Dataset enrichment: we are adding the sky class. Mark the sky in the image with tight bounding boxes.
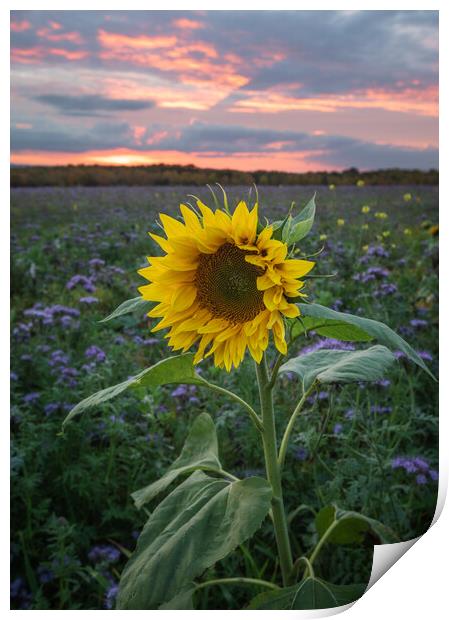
[10,10,439,172]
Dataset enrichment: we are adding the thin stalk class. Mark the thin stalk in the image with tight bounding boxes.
[255,356,294,586]
[278,382,316,472]
[200,379,264,433]
[194,577,280,592]
[290,556,315,582]
[267,352,285,389]
[306,518,341,574]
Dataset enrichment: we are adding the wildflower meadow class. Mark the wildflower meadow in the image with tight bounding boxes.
[11,184,438,610]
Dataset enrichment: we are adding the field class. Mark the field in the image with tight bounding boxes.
[11,184,438,610]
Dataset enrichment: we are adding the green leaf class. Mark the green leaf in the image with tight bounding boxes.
[279,346,396,391]
[297,303,436,380]
[292,316,371,342]
[248,577,365,609]
[99,296,153,323]
[282,194,316,244]
[132,413,222,508]
[315,504,397,545]
[117,471,272,609]
[62,354,204,427]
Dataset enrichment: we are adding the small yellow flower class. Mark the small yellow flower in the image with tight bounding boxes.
[391,243,397,249]
[329,184,335,190]
[375,212,388,220]
[361,205,370,214]
[429,225,439,236]
[361,224,369,230]
[382,231,390,238]
[72,203,78,211]
[138,200,314,370]
[404,228,412,235]
[320,233,328,241]
[362,244,369,252]
[356,180,365,187]
[337,218,345,226]
[403,193,412,202]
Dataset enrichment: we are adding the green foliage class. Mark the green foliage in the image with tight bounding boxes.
[282,194,316,244]
[248,577,366,609]
[99,296,153,323]
[315,505,397,546]
[132,413,221,508]
[117,471,272,609]
[296,303,436,379]
[280,346,396,391]
[63,354,204,426]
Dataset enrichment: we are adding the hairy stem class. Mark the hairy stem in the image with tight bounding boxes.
[255,355,294,586]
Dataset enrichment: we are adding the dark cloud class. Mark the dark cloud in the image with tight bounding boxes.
[34,94,155,116]
[11,120,438,170]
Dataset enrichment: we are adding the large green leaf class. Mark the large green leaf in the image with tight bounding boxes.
[117,471,272,609]
[292,316,371,342]
[62,354,204,427]
[99,296,153,323]
[282,194,316,244]
[315,504,397,546]
[248,577,365,609]
[296,303,436,379]
[279,346,396,391]
[132,413,222,508]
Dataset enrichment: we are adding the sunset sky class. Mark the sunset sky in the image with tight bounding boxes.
[10,10,438,172]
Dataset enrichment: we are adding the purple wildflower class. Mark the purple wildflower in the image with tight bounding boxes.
[410,319,428,329]
[85,345,106,363]
[104,583,119,610]
[10,371,18,381]
[300,338,356,355]
[44,403,60,416]
[370,405,392,415]
[37,566,55,584]
[345,408,355,420]
[374,283,398,297]
[293,446,309,461]
[23,392,40,404]
[88,544,121,565]
[333,423,344,435]
[88,258,105,270]
[416,474,427,485]
[80,296,99,304]
[66,274,96,293]
[418,351,433,362]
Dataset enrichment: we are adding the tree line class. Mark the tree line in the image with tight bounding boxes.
[10,164,438,187]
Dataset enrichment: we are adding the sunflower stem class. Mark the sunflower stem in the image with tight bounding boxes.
[255,355,294,587]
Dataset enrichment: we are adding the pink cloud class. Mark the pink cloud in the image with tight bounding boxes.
[11,20,31,32]
[98,29,177,50]
[230,86,438,118]
[173,18,204,30]
[37,28,84,44]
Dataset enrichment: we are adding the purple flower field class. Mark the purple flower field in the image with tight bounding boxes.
[11,184,438,609]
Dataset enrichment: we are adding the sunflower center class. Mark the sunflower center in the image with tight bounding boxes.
[195,242,265,324]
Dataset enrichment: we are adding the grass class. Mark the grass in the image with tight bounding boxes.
[11,184,438,609]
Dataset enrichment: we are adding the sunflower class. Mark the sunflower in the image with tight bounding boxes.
[138,200,314,370]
